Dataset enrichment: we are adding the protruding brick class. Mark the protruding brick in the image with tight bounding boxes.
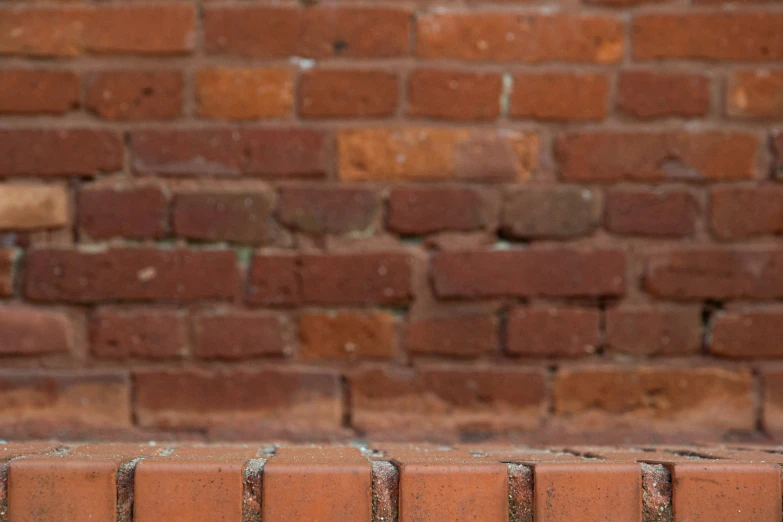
[712,311,783,358]
[277,186,379,235]
[432,248,625,298]
[79,183,168,240]
[617,71,710,119]
[407,69,502,121]
[507,307,600,358]
[90,307,187,360]
[501,187,600,239]
[388,186,495,235]
[85,70,183,121]
[0,306,73,356]
[557,131,759,182]
[417,13,623,63]
[338,128,539,181]
[605,306,702,356]
[246,252,300,306]
[25,247,239,303]
[710,187,783,240]
[406,312,498,358]
[172,190,275,244]
[193,310,291,360]
[605,189,698,237]
[299,311,396,360]
[196,67,293,120]
[299,69,399,118]
[0,70,79,114]
[510,73,609,121]
[0,250,13,297]
[0,184,68,231]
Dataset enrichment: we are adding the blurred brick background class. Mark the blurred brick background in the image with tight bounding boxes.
[0,0,781,444]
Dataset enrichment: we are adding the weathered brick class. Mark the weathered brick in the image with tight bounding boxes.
[388,186,495,235]
[338,128,539,181]
[84,5,195,55]
[645,248,783,300]
[407,69,502,121]
[0,249,13,297]
[712,311,783,358]
[204,6,410,58]
[130,128,328,177]
[0,69,79,114]
[553,366,754,432]
[193,310,291,360]
[277,186,379,235]
[507,306,600,358]
[432,248,625,298]
[90,307,187,360]
[633,12,783,61]
[300,310,396,360]
[172,190,275,244]
[605,189,698,237]
[557,131,759,182]
[0,184,69,231]
[196,67,293,120]
[710,186,783,240]
[510,73,609,121]
[0,129,123,177]
[246,252,300,306]
[78,183,168,240]
[0,306,73,356]
[617,71,710,119]
[350,365,547,435]
[728,70,783,119]
[605,306,702,356]
[85,70,183,121]
[134,368,341,430]
[25,247,239,303]
[299,69,399,118]
[406,312,498,358]
[501,187,600,239]
[417,13,623,63]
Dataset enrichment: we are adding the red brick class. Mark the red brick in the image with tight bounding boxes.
[417,13,623,63]
[78,183,168,240]
[501,187,600,239]
[0,7,84,57]
[507,306,600,358]
[553,365,754,433]
[605,189,699,237]
[338,128,539,182]
[204,6,410,59]
[0,184,69,231]
[406,312,498,358]
[645,248,783,301]
[84,5,195,55]
[0,306,72,356]
[432,248,625,298]
[388,186,495,235]
[710,186,783,240]
[712,311,783,358]
[407,69,502,121]
[633,12,783,61]
[0,370,131,431]
[350,366,547,435]
[0,69,79,114]
[0,129,122,177]
[130,128,328,178]
[172,190,275,244]
[617,71,710,119]
[763,370,783,435]
[193,310,291,360]
[300,311,396,360]
[277,186,379,235]
[90,307,187,360]
[24,247,239,303]
[557,131,759,182]
[0,249,13,297]
[774,131,783,179]
[246,252,300,306]
[670,463,781,522]
[533,463,642,522]
[196,67,293,120]
[510,73,609,121]
[134,368,341,431]
[728,70,783,119]
[300,252,413,306]
[263,447,371,522]
[85,70,183,121]
[605,306,702,356]
[299,69,399,118]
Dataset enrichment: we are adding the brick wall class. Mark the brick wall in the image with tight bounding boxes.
[0,0,781,444]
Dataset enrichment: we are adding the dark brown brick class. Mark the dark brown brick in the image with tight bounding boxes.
[90,307,187,360]
[246,252,300,306]
[710,187,783,240]
[507,306,600,358]
[193,310,291,360]
[605,189,699,237]
[299,69,399,118]
[605,306,702,356]
[172,190,275,244]
[0,69,79,114]
[85,70,183,121]
[617,71,710,119]
[78,183,168,240]
[501,187,600,239]
[406,312,498,358]
[277,186,379,235]
[407,69,502,121]
[388,186,495,235]
[0,306,73,356]
[712,310,783,358]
